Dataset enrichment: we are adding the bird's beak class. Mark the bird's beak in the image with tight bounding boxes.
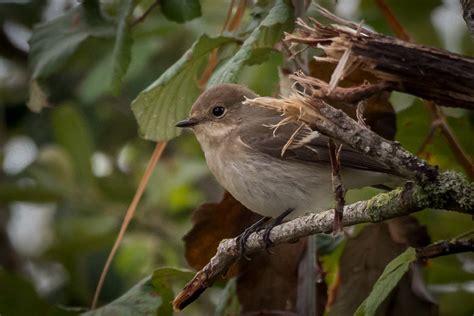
[175,117,199,128]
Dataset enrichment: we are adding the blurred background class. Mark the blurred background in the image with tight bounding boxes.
[0,0,473,315]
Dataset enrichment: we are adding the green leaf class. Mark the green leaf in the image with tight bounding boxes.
[131,34,236,141]
[29,1,114,79]
[110,0,134,93]
[151,267,194,316]
[51,105,95,184]
[161,0,202,23]
[208,0,292,85]
[84,267,192,316]
[83,278,160,316]
[355,247,417,316]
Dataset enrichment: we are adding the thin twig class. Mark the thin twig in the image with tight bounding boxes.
[374,0,410,41]
[290,73,392,104]
[131,0,160,28]
[328,139,345,233]
[282,41,307,72]
[222,0,236,32]
[91,142,167,308]
[199,0,246,88]
[227,0,247,31]
[416,120,440,156]
[416,238,474,260]
[426,102,474,179]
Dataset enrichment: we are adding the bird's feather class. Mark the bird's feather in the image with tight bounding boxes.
[239,116,398,175]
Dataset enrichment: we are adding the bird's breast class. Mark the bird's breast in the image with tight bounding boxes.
[203,143,334,218]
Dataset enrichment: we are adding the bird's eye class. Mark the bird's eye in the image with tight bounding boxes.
[211,105,226,118]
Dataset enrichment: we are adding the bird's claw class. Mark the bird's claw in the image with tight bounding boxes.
[262,226,275,254]
[236,216,271,260]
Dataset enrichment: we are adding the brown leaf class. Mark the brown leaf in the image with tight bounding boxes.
[183,192,260,275]
[183,192,326,314]
[237,240,307,315]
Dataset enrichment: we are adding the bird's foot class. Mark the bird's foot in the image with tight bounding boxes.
[262,208,294,254]
[237,216,270,260]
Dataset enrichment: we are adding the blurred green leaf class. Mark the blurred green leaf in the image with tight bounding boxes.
[110,0,134,93]
[359,0,441,47]
[208,0,292,85]
[0,183,60,202]
[51,105,95,184]
[83,277,160,316]
[0,271,76,316]
[27,145,76,196]
[161,0,202,23]
[151,267,194,316]
[396,101,473,176]
[131,34,236,140]
[115,234,158,283]
[29,2,114,79]
[355,247,417,316]
[83,267,192,316]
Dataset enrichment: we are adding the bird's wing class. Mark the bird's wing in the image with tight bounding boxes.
[239,116,397,175]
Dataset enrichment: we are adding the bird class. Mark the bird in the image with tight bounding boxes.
[176,83,402,254]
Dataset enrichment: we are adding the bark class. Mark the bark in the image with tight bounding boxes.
[416,238,474,260]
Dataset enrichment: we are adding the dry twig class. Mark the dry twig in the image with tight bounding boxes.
[328,139,345,233]
[416,238,474,260]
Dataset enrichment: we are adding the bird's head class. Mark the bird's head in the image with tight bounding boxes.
[176,84,259,143]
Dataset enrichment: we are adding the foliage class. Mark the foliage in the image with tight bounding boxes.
[355,248,417,316]
[0,0,473,315]
[84,268,193,316]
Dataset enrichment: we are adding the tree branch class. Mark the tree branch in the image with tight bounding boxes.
[285,17,474,110]
[173,171,473,310]
[416,238,474,260]
[245,87,438,181]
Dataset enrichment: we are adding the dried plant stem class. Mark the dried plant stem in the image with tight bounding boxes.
[131,0,160,28]
[328,139,345,233]
[91,142,167,308]
[199,0,246,88]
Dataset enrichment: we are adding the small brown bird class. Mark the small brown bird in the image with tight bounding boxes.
[176,84,401,251]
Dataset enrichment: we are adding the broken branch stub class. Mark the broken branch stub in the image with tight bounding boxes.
[285,18,474,109]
